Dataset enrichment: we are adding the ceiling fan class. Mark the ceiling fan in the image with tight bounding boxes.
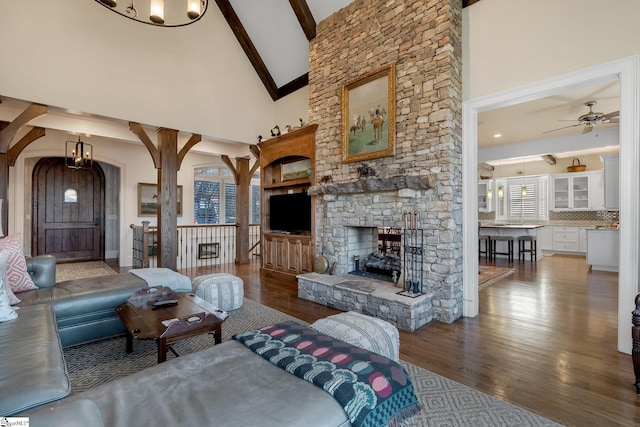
[543,101,619,135]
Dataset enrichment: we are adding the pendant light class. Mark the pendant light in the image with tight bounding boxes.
[521,159,527,197]
[187,0,202,19]
[149,0,165,24]
[497,160,504,198]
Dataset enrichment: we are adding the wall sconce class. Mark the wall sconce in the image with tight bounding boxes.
[66,137,93,169]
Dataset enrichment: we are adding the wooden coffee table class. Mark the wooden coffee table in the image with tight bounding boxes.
[116,286,224,363]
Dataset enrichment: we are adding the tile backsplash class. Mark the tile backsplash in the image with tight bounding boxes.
[478,210,618,223]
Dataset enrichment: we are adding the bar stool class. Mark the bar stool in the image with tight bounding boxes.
[479,234,492,259]
[490,235,514,262]
[518,235,537,262]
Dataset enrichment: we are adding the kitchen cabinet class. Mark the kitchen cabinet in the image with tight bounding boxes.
[578,227,588,253]
[478,180,493,213]
[601,153,619,210]
[539,226,553,251]
[550,171,603,211]
[589,171,605,211]
[552,226,580,252]
[587,228,619,272]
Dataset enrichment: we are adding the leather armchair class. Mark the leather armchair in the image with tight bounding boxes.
[26,255,56,288]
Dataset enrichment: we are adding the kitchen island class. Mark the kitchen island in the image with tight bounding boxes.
[480,224,544,261]
[586,228,619,272]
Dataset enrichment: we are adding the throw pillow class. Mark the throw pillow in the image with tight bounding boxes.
[0,252,18,321]
[0,248,21,305]
[0,234,38,294]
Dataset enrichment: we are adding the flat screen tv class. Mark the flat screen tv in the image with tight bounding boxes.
[269,192,311,233]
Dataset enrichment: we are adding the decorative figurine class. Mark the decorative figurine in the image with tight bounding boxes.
[271,125,281,137]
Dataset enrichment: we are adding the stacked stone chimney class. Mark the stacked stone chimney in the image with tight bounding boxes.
[307,0,463,323]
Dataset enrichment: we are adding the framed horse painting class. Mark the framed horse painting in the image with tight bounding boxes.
[341,64,396,163]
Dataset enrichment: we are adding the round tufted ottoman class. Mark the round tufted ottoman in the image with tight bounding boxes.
[311,311,400,362]
[192,273,244,311]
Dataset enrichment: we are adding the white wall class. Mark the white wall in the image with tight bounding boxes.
[0,0,276,144]
[274,87,310,132]
[463,0,640,99]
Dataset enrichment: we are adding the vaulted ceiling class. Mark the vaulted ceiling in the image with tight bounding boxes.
[215,0,481,100]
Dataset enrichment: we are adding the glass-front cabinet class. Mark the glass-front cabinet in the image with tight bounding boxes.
[478,180,493,212]
[551,174,591,210]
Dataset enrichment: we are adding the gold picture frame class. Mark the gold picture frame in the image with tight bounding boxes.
[137,183,183,217]
[342,64,396,163]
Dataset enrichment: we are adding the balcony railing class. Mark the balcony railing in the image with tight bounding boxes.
[131,222,260,275]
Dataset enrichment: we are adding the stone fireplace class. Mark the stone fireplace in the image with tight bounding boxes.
[301,0,463,325]
[345,226,402,282]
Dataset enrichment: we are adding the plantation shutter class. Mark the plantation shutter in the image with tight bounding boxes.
[251,185,261,224]
[224,182,237,224]
[194,180,220,224]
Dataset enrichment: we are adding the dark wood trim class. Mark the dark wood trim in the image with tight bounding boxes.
[289,0,316,40]
[463,0,482,7]
[215,0,279,101]
[277,73,309,99]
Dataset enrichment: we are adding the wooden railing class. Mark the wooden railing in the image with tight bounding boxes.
[131,222,261,275]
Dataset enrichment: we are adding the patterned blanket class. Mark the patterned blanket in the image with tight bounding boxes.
[233,321,421,427]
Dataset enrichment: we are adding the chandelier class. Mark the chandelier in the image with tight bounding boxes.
[96,0,208,27]
[66,137,93,170]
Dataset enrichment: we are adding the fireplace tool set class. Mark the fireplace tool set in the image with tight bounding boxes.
[398,210,425,298]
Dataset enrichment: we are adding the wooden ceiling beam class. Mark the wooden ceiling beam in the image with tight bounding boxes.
[289,0,316,40]
[463,0,482,7]
[0,103,47,152]
[215,0,279,101]
[129,122,161,169]
[177,133,202,170]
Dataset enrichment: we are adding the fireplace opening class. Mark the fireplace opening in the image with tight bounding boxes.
[348,227,402,283]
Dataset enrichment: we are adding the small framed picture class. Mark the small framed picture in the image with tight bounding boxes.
[137,183,183,217]
[281,158,312,182]
[198,242,220,259]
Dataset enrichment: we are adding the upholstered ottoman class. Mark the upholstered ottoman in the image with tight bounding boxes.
[192,273,244,311]
[311,311,400,362]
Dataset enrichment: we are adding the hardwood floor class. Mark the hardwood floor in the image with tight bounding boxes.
[109,255,639,426]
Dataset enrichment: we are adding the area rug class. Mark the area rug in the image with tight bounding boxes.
[63,299,561,426]
[56,261,117,283]
[479,265,515,290]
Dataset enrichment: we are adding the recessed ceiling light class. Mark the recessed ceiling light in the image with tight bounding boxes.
[493,133,502,138]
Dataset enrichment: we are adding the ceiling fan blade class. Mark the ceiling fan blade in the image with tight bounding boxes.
[542,123,582,134]
[582,126,593,134]
[602,110,619,120]
[607,118,619,123]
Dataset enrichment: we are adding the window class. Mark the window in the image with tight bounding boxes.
[496,176,548,221]
[194,166,260,225]
[251,185,260,224]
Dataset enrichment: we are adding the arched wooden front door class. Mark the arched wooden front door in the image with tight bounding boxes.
[32,158,105,262]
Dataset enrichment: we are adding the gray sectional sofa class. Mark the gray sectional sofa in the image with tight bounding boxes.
[2,258,416,427]
[0,256,149,416]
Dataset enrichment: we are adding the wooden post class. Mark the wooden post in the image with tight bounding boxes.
[157,128,179,270]
[221,155,257,264]
[235,158,251,264]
